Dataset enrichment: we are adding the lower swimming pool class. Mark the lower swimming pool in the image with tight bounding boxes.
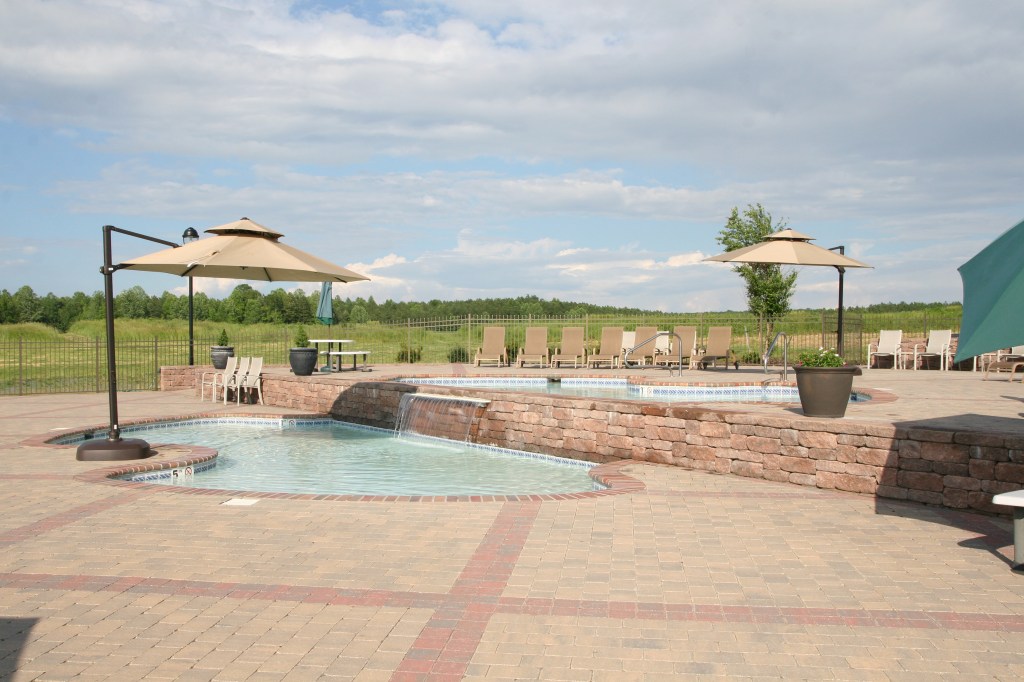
[64,418,602,497]
[398,377,847,403]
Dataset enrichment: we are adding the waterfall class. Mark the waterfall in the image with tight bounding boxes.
[395,393,490,442]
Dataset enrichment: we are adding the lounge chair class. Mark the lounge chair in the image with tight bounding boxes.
[474,327,508,367]
[234,357,263,404]
[551,327,586,368]
[222,356,251,403]
[984,345,1024,381]
[868,329,903,369]
[624,326,659,366]
[588,327,623,368]
[694,326,734,369]
[517,327,550,367]
[200,356,237,402]
[654,326,697,369]
[912,330,953,370]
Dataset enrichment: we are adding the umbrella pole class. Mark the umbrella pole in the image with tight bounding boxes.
[77,225,177,461]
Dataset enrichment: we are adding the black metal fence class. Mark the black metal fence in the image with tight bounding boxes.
[0,310,963,395]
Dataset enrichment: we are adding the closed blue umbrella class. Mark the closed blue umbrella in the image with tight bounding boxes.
[955,217,1024,362]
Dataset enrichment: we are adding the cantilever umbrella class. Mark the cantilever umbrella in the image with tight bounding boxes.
[704,229,871,356]
[954,217,1024,363]
[79,217,368,462]
[121,217,369,283]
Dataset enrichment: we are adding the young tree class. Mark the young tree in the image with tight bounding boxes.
[716,204,797,345]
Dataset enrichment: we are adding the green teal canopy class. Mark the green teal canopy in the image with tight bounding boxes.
[316,281,334,325]
[955,217,1024,362]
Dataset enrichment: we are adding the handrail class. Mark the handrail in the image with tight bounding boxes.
[764,331,789,381]
[622,331,683,376]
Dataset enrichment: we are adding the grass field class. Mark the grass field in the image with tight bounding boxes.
[0,309,963,395]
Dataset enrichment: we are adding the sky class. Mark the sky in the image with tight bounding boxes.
[1,0,1022,313]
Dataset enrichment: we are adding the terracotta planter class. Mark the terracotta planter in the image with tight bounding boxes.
[793,365,862,418]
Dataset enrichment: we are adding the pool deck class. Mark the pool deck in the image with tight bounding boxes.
[2,366,1024,679]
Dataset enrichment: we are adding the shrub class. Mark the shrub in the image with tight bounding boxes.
[739,350,761,364]
[216,329,230,346]
[292,326,310,348]
[396,344,422,363]
[447,346,470,363]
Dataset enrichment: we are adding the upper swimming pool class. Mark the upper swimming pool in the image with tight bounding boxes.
[397,377,850,403]
[60,418,603,497]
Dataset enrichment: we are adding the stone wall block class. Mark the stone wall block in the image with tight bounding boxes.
[730,460,764,478]
[798,431,838,449]
[920,442,969,464]
[995,462,1024,484]
[898,470,944,492]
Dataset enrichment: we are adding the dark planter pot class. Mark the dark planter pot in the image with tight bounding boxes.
[210,346,234,370]
[289,347,318,376]
[793,365,863,418]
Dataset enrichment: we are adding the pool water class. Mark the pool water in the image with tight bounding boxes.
[398,377,842,403]
[74,419,602,497]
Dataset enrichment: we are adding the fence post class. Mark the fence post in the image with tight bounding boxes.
[407,319,412,364]
[95,338,101,393]
[18,338,23,396]
[467,314,472,362]
[154,337,159,390]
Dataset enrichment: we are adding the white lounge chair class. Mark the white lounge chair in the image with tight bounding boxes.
[234,357,263,404]
[222,356,251,403]
[868,330,903,369]
[200,356,237,402]
[912,330,953,371]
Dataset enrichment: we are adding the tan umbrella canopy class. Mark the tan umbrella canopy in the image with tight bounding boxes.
[121,217,369,283]
[704,229,871,355]
[704,229,870,269]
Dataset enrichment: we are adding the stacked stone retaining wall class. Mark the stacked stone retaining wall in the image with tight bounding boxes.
[158,366,1021,516]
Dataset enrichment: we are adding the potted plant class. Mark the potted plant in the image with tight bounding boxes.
[210,329,234,369]
[289,326,318,376]
[792,347,862,418]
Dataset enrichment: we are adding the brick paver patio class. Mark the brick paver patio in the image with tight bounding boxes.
[2,368,1024,680]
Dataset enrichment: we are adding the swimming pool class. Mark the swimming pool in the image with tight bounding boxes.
[397,377,857,403]
[62,418,603,497]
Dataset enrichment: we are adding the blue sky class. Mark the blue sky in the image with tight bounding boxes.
[1,0,1022,312]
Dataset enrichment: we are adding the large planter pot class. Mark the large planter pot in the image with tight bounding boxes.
[793,365,863,418]
[289,347,318,376]
[210,346,234,370]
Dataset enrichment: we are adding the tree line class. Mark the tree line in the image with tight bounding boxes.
[0,284,658,333]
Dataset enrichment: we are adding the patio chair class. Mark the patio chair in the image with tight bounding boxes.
[868,329,903,369]
[654,326,697,369]
[912,329,953,370]
[234,357,263,404]
[200,355,237,402]
[588,327,623,368]
[517,327,550,367]
[693,326,734,369]
[984,345,1024,381]
[623,326,659,366]
[474,327,508,366]
[222,356,251,403]
[551,327,586,368]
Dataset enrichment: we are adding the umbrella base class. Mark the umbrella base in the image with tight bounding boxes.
[76,437,154,461]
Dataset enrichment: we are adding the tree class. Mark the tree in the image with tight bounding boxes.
[716,204,797,346]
